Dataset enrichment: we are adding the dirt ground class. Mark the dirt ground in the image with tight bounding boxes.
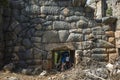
[0,70,69,80]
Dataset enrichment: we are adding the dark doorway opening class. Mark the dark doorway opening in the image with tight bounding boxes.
[52,50,75,71]
[118,48,120,56]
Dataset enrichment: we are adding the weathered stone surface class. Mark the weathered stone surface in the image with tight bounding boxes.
[70,22,77,29]
[22,39,32,49]
[58,30,69,42]
[42,31,60,43]
[66,16,80,22]
[21,68,33,75]
[92,54,108,61]
[108,37,115,44]
[94,35,102,39]
[25,49,34,59]
[5,76,19,80]
[13,46,25,53]
[61,8,70,16]
[102,25,111,31]
[69,29,82,33]
[92,26,102,31]
[105,31,114,37]
[85,6,94,13]
[3,63,15,72]
[67,33,83,42]
[92,48,106,54]
[76,20,88,28]
[53,21,71,30]
[115,31,120,38]
[34,31,44,37]
[31,37,41,43]
[109,53,118,63]
[46,15,55,21]
[5,32,17,41]
[102,17,117,24]
[33,48,43,59]
[116,37,120,48]
[44,1,57,6]
[41,6,60,15]
[82,41,93,49]
[82,28,91,34]
[107,48,116,53]
[96,40,115,48]
[30,18,45,24]
[42,21,52,26]
[44,43,75,51]
[35,24,42,30]
[25,5,40,14]
[83,35,90,41]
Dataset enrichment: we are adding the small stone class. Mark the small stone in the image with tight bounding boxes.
[108,37,115,44]
[6,76,19,80]
[3,63,15,72]
[76,20,88,28]
[62,8,70,16]
[35,24,42,30]
[21,68,33,75]
[40,70,47,76]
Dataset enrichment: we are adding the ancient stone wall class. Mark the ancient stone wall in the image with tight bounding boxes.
[112,0,120,57]
[0,0,118,69]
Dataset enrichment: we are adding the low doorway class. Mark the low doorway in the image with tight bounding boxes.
[52,50,75,71]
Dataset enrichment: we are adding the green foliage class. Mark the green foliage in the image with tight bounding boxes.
[0,0,8,7]
[106,7,113,16]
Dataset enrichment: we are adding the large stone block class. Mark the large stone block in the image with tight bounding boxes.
[66,33,83,42]
[102,17,117,24]
[92,54,108,61]
[58,30,69,42]
[41,6,60,15]
[96,40,115,48]
[107,48,116,53]
[109,53,118,63]
[42,31,60,43]
[92,48,106,54]
[66,16,80,22]
[116,38,120,48]
[102,25,111,31]
[53,21,71,30]
[92,26,102,31]
[105,31,114,37]
[115,31,120,38]
[44,43,75,51]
